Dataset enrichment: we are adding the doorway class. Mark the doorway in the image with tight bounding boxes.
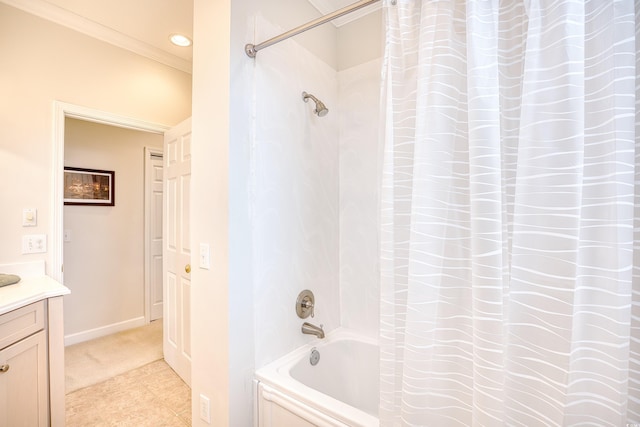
[53,102,193,388]
[53,102,170,344]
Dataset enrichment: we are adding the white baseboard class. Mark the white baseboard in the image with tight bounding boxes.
[64,316,147,346]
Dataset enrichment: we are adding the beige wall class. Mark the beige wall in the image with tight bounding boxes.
[0,3,191,275]
[63,118,162,341]
[191,0,233,424]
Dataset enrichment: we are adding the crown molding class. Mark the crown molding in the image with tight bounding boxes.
[307,0,381,27]
[1,0,192,74]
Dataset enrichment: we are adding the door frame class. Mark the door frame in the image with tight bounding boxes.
[52,101,169,307]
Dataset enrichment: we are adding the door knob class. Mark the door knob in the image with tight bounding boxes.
[185,264,191,273]
[0,364,9,373]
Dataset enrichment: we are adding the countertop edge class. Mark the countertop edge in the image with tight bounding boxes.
[0,276,70,316]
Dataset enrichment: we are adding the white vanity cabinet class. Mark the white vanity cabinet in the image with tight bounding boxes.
[0,301,49,426]
[0,262,70,427]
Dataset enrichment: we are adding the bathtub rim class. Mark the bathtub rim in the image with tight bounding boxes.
[254,327,379,427]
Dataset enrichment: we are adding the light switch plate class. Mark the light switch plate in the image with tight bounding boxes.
[22,234,47,254]
[199,243,211,270]
[22,208,37,227]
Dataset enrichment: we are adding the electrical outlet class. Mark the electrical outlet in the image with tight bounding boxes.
[199,394,211,424]
[22,234,47,254]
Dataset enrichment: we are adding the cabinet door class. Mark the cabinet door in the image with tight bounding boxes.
[0,331,48,427]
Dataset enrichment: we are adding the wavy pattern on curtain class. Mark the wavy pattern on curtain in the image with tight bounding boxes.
[379,0,640,425]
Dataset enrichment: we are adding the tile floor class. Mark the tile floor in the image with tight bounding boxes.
[66,359,191,426]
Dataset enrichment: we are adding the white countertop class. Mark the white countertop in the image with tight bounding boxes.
[0,275,70,316]
[0,261,70,316]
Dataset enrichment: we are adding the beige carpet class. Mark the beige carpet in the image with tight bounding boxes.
[65,320,163,394]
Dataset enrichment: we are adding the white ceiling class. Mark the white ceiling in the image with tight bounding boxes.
[2,0,380,74]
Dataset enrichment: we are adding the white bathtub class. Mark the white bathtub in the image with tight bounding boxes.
[255,328,379,427]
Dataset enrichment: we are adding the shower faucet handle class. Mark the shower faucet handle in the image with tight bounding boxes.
[301,298,314,309]
[296,290,315,319]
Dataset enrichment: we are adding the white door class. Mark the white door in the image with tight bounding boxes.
[163,117,192,386]
[145,148,164,321]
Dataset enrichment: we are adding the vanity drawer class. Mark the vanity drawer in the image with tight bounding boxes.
[0,301,45,350]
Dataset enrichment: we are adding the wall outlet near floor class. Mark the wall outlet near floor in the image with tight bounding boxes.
[199,393,211,424]
[22,234,47,254]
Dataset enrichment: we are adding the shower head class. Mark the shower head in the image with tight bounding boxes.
[302,91,329,117]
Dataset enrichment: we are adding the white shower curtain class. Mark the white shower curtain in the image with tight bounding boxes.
[379,0,640,425]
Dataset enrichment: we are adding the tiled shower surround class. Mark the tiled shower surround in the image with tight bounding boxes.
[252,16,381,369]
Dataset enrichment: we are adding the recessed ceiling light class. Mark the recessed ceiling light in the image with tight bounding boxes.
[170,34,192,47]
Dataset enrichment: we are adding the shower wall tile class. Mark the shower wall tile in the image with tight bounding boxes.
[338,58,383,339]
[253,17,340,369]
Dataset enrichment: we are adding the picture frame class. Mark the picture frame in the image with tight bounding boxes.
[63,167,115,206]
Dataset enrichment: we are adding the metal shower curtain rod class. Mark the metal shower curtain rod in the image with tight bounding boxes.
[245,0,381,58]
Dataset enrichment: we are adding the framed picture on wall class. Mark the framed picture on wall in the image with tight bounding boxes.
[63,167,115,206]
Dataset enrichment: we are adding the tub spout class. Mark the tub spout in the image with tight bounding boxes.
[301,322,325,339]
